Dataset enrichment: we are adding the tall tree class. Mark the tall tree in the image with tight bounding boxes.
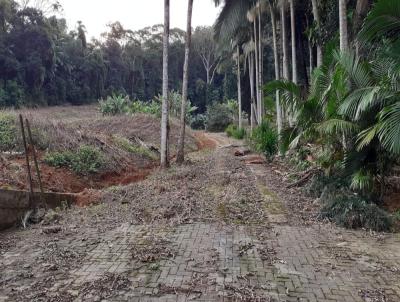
[176,0,193,164]
[311,0,322,67]
[281,0,289,81]
[236,45,242,129]
[257,1,263,122]
[268,0,282,135]
[193,27,219,85]
[160,0,170,168]
[339,0,349,52]
[289,0,297,84]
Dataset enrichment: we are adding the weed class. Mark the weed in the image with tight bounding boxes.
[319,193,392,232]
[225,124,246,139]
[45,145,104,175]
[113,136,158,159]
[0,113,17,151]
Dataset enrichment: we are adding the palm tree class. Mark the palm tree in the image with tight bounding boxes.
[257,1,264,122]
[339,0,349,52]
[267,0,282,135]
[160,0,170,169]
[176,0,194,164]
[311,0,322,67]
[289,0,297,84]
[236,45,243,129]
[281,0,289,81]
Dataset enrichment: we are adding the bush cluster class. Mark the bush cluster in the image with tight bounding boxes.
[98,95,130,116]
[205,103,233,132]
[44,145,104,175]
[250,120,278,158]
[319,193,392,232]
[225,124,246,139]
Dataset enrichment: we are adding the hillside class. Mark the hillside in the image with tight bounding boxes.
[0,105,197,193]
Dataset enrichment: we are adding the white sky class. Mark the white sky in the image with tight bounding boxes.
[58,0,220,39]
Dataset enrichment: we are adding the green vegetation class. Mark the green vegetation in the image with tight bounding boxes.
[99,95,130,116]
[320,193,392,232]
[113,136,158,160]
[225,124,246,139]
[0,113,17,151]
[250,121,278,159]
[205,103,233,132]
[44,145,104,175]
[0,1,236,110]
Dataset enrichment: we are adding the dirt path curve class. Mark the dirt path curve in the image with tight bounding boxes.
[1,132,400,301]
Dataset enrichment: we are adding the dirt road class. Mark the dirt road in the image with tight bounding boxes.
[1,132,400,301]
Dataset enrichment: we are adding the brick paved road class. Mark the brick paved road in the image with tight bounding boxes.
[1,134,400,301]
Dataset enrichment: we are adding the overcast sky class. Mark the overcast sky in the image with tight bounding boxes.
[58,0,220,39]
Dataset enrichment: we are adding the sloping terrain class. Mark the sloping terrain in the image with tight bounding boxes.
[0,105,197,194]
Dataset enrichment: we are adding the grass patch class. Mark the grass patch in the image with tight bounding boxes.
[0,113,17,151]
[320,194,392,232]
[113,136,158,160]
[44,145,104,175]
[225,124,246,139]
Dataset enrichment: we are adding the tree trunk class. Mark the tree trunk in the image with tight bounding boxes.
[249,53,256,131]
[176,0,193,164]
[311,0,322,67]
[258,2,263,122]
[253,17,260,124]
[160,0,170,169]
[290,0,297,84]
[309,39,313,77]
[339,0,349,52]
[281,0,289,81]
[270,1,282,135]
[237,45,242,130]
[354,0,371,55]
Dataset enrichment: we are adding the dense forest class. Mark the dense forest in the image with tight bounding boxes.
[0,0,237,111]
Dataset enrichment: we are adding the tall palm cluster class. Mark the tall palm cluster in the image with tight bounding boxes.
[214,0,400,198]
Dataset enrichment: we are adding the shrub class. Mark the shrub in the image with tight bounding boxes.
[225,124,246,139]
[0,81,25,108]
[0,113,17,151]
[128,99,161,116]
[99,94,129,116]
[250,120,278,158]
[45,145,104,175]
[205,102,233,132]
[190,114,206,130]
[319,193,392,232]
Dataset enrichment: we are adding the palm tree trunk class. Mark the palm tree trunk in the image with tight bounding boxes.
[308,39,313,77]
[311,0,322,67]
[160,0,170,168]
[290,0,297,84]
[258,2,263,122]
[269,1,282,135]
[249,53,256,131]
[339,0,349,52]
[237,45,242,130]
[253,17,260,124]
[176,0,193,164]
[281,0,289,81]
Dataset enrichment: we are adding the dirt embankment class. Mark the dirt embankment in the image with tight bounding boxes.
[0,106,198,201]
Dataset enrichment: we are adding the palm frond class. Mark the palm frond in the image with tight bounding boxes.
[359,0,400,43]
[377,102,400,154]
[316,119,359,136]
